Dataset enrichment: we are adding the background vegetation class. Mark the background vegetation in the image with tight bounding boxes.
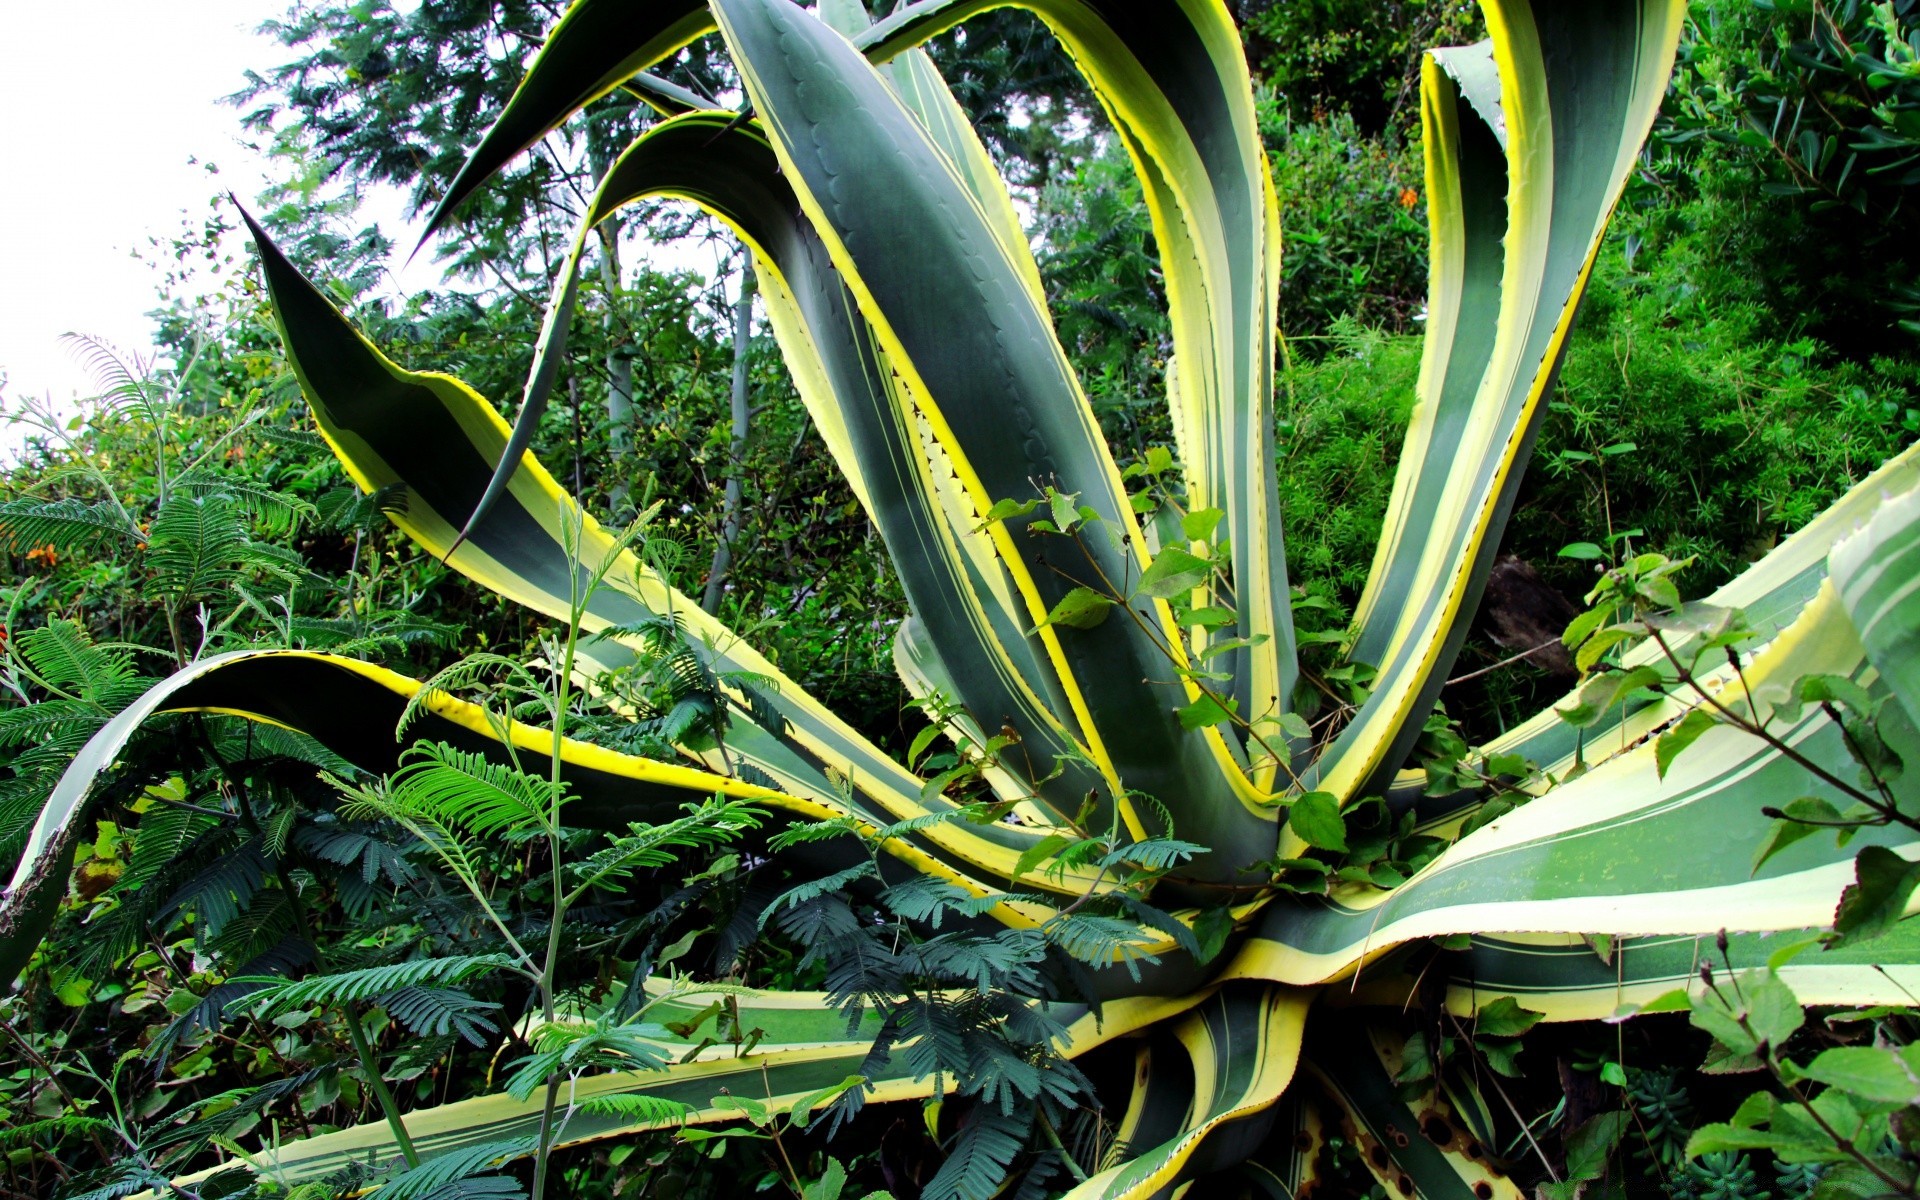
[2,0,1917,1196]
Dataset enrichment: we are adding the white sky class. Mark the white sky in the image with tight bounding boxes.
[0,1,744,421]
[0,1,431,408]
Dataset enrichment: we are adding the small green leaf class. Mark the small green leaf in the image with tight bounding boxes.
[1181,507,1224,542]
[1032,586,1115,632]
[1136,547,1212,599]
[1474,996,1545,1038]
[1558,665,1664,727]
[1287,791,1347,853]
[1175,692,1238,731]
[978,497,1039,527]
[1656,707,1720,778]
[1744,971,1805,1049]
[788,1077,866,1129]
[1013,833,1075,881]
[802,1158,847,1200]
[1559,541,1605,561]
[1752,796,1845,874]
[1182,605,1237,629]
[1829,846,1920,949]
[1562,606,1610,651]
[1801,1047,1920,1105]
[1563,1111,1629,1183]
[1047,488,1082,533]
[1191,906,1235,964]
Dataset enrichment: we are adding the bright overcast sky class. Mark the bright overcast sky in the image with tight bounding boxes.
[0,1,430,408]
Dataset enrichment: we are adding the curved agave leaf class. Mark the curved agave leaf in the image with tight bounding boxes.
[566,110,1105,829]
[170,988,1208,1189]
[240,211,1103,898]
[859,0,1298,771]
[1235,550,1920,989]
[1831,477,1920,725]
[709,0,1277,876]
[1301,1012,1524,1200]
[1314,0,1691,807]
[1404,439,1920,828]
[0,649,1051,980]
[1445,924,1920,1023]
[1060,985,1310,1200]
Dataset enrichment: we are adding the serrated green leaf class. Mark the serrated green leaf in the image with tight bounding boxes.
[1655,707,1720,778]
[1031,586,1115,632]
[1286,791,1347,853]
[1134,546,1212,600]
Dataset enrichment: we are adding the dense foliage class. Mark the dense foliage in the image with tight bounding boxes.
[2,2,1919,1199]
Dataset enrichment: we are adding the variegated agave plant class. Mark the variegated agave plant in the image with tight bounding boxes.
[7,0,1920,1196]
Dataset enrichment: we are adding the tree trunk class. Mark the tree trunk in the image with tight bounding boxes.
[702,257,757,614]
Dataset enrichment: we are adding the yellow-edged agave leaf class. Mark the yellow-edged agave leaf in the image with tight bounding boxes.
[1060,985,1310,1200]
[1317,0,1690,808]
[423,0,715,237]
[240,211,1113,899]
[1831,477,1920,724]
[859,0,1299,769]
[1402,439,1920,827]
[1236,569,1920,989]
[167,989,1206,1190]
[708,0,1275,874]
[1302,1012,1524,1200]
[1440,926,1920,1023]
[0,650,1059,981]
[558,111,1104,829]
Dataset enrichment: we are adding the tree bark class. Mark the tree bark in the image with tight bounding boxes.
[703,256,757,614]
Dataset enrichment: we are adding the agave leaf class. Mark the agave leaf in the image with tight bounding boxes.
[1830,480,1920,726]
[1239,566,1920,990]
[1317,0,1691,808]
[1301,1012,1524,1200]
[1060,985,1310,1200]
[162,990,1203,1189]
[238,211,1093,896]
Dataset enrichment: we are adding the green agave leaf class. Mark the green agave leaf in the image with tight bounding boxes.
[559,111,1106,828]
[0,649,1068,985]
[1234,565,1920,1000]
[1317,0,1691,807]
[161,990,1200,1191]
[1300,1012,1523,1200]
[1060,985,1310,1200]
[1830,480,1920,727]
[708,0,1273,877]
[238,210,1096,899]
[859,0,1299,757]
[1409,438,1920,829]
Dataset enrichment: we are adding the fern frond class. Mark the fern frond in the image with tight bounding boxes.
[0,698,105,748]
[1096,837,1207,873]
[390,742,565,840]
[159,841,268,939]
[175,470,316,536]
[14,620,143,706]
[922,1107,1030,1200]
[0,1115,114,1151]
[382,986,502,1046]
[761,863,879,927]
[569,798,763,894]
[575,1093,693,1125]
[0,497,136,555]
[398,654,543,736]
[366,1135,537,1200]
[1039,913,1161,980]
[233,954,515,1020]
